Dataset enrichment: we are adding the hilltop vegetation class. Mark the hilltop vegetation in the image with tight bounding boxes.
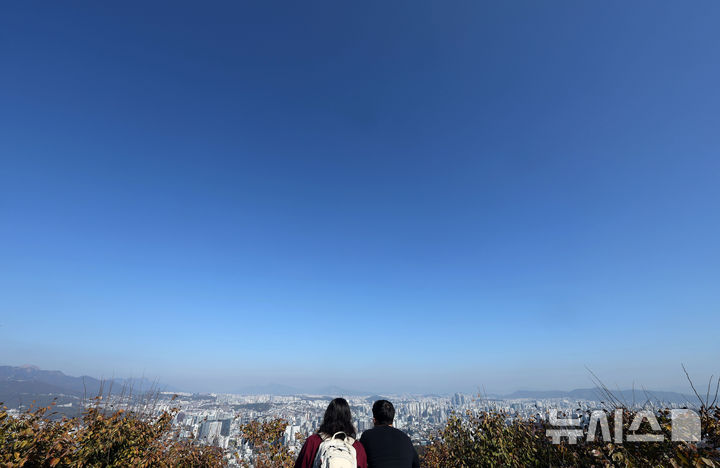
[2,398,720,467]
[422,408,720,467]
[0,400,222,467]
[0,365,171,419]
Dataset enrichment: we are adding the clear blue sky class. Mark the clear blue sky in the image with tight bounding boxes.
[1,1,719,394]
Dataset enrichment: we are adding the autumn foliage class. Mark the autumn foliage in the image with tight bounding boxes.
[0,400,222,467]
[421,408,720,467]
[3,398,720,467]
[237,419,300,468]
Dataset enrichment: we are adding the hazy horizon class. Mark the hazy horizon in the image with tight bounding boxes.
[0,361,705,397]
[2,2,719,395]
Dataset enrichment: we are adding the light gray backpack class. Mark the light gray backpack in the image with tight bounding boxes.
[312,431,357,468]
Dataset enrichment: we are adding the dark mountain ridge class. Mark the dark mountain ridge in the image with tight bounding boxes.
[0,365,173,411]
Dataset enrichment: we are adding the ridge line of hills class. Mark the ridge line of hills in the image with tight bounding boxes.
[0,364,174,410]
[1,364,696,407]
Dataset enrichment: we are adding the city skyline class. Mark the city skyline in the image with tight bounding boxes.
[2,1,719,394]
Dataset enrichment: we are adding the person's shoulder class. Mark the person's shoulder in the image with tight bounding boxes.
[398,427,413,439]
[352,439,366,453]
[359,426,381,438]
[388,426,413,442]
[361,425,400,442]
[305,433,323,445]
[353,439,368,468]
[358,428,373,444]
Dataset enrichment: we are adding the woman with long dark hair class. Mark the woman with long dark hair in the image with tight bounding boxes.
[294,397,367,468]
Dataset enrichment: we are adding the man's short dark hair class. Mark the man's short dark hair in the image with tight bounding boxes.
[372,400,395,425]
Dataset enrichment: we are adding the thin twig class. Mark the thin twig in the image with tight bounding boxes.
[706,375,713,409]
[586,366,626,410]
[711,375,720,408]
[682,363,705,408]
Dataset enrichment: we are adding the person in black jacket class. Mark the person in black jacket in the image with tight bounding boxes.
[359,400,420,468]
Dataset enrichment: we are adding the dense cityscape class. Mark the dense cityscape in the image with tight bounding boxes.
[2,366,701,465]
[0,364,706,466]
[61,390,692,466]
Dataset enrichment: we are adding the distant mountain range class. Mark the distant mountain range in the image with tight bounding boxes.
[229,384,696,405]
[231,383,373,396]
[2,364,698,409]
[231,383,301,395]
[0,365,175,412]
[498,388,696,405]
